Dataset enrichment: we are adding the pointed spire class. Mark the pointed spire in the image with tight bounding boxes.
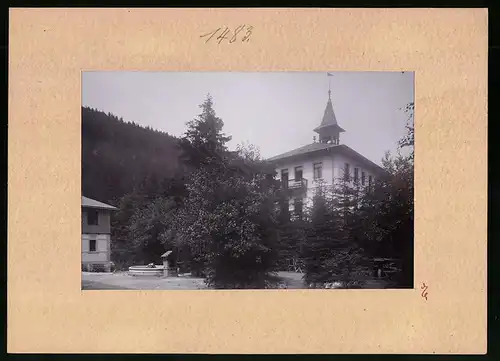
[320,95,338,127]
[322,73,337,126]
[313,78,345,144]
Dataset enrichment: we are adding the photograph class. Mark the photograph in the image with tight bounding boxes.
[81,71,415,290]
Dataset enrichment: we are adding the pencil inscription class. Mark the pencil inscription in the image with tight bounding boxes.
[200,25,253,44]
[421,282,429,300]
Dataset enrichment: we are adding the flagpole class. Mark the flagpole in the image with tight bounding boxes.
[327,72,333,99]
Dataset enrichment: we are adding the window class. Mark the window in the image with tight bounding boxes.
[354,168,359,183]
[280,200,290,221]
[344,163,350,180]
[87,209,98,225]
[294,166,303,181]
[313,162,323,180]
[294,198,303,218]
[281,169,289,188]
[368,175,373,188]
[361,171,366,186]
[89,239,97,252]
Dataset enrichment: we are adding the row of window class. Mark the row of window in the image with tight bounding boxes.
[281,166,302,182]
[85,210,101,252]
[344,163,372,186]
[281,163,323,184]
[280,162,373,186]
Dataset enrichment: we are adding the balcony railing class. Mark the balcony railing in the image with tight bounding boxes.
[281,178,308,192]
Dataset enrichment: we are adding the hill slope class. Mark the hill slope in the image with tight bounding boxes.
[81,106,181,203]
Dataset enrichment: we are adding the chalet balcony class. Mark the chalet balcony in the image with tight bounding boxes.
[281,178,308,194]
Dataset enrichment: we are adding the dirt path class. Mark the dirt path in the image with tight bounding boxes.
[82,271,308,290]
[82,271,388,290]
[82,280,132,290]
[81,272,207,290]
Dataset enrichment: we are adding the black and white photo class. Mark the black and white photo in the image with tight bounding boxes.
[81,71,414,290]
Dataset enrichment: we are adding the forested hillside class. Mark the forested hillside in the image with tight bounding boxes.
[81,106,181,204]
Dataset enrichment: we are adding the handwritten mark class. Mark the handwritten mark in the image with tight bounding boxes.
[421,282,429,300]
[200,25,253,44]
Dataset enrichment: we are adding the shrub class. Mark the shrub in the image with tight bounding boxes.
[92,264,107,272]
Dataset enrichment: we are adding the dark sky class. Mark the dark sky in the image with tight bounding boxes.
[82,71,414,165]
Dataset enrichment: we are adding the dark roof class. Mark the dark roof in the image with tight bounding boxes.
[82,196,117,210]
[313,97,345,133]
[161,251,173,258]
[337,145,389,175]
[266,143,386,175]
[321,98,338,126]
[267,142,338,161]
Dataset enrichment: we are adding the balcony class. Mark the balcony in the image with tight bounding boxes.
[281,178,308,194]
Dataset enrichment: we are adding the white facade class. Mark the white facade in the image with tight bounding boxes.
[269,88,383,216]
[81,197,117,271]
[274,151,378,213]
[82,233,111,264]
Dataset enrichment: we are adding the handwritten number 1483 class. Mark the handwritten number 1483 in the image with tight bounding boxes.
[201,25,253,44]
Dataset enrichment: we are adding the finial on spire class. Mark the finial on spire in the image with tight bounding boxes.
[327,72,333,99]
